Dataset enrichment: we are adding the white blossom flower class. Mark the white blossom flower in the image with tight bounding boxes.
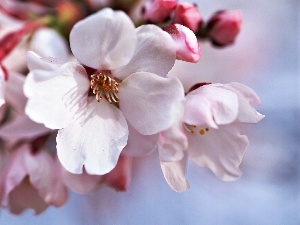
[158,82,264,192]
[24,8,184,175]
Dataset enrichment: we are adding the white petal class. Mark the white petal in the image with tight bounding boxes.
[113,25,176,80]
[184,94,218,129]
[0,115,50,141]
[56,98,128,175]
[186,85,239,126]
[187,123,248,181]
[30,28,70,61]
[61,168,103,194]
[222,82,265,123]
[122,123,158,157]
[119,72,185,135]
[27,51,64,72]
[160,155,190,192]
[24,62,90,129]
[70,8,136,70]
[158,120,187,162]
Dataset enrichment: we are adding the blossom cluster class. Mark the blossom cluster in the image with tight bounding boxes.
[0,0,263,215]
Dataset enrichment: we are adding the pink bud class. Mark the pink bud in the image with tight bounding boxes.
[0,22,41,62]
[103,155,133,191]
[142,0,177,23]
[164,24,200,63]
[173,3,203,32]
[206,10,242,47]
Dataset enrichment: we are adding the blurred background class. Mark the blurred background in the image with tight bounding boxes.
[0,0,299,224]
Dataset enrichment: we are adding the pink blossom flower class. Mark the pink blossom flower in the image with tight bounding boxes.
[0,69,67,214]
[24,8,184,176]
[172,2,203,32]
[164,24,200,63]
[158,82,264,192]
[0,144,68,214]
[206,10,243,47]
[142,0,177,23]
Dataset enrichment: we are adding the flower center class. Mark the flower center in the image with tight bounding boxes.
[183,123,209,135]
[90,72,120,104]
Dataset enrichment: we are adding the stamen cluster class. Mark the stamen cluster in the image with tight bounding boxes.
[90,73,120,104]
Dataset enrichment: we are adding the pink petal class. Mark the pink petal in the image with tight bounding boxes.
[158,120,187,162]
[0,115,50,141]
[173,3,203,32]
[142,0,176,23]
[113,25,176,80]
[5,71,26,114]
[122,123,158,158]
[24,150,68,207]
[164,24,200,63]
[119,72,185,135]
[103,155,133,191]
[0,145,68,213]
[61,168,103,194]
[24,62,90,129]
[160,155,190,192]
[56,98,128,175]
[187,122,248,181]
[8,177,48,215]
[70,8,136,70]
[0,145,28,208]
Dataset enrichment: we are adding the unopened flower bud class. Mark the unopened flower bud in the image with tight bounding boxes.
[206,10,242,47]
[0,22,41,62]
[164,24,200,63]
[142,0,177,23]
[173,3,203,32]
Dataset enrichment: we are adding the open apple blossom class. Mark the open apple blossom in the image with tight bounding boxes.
[0,0,264,215]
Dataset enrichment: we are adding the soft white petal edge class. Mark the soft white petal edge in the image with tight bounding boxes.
[119,72,185,135]
[187,123,248,181]
[24,62,90,129]
[113,24,176,80]
[158,120,188,162]
[56,98,128,175]
[160,155,190,192]
[70,8,136,70]
[122,123,158,158]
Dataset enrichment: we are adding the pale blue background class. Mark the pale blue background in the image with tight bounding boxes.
[0,0,299,224]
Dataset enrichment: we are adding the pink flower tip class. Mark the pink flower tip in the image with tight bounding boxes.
[164,24,200,63]
[142,0,177,23]
[103,155,133,192]
[0,64,8,81]
[206,10,243,47]
[173,2,203,32]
